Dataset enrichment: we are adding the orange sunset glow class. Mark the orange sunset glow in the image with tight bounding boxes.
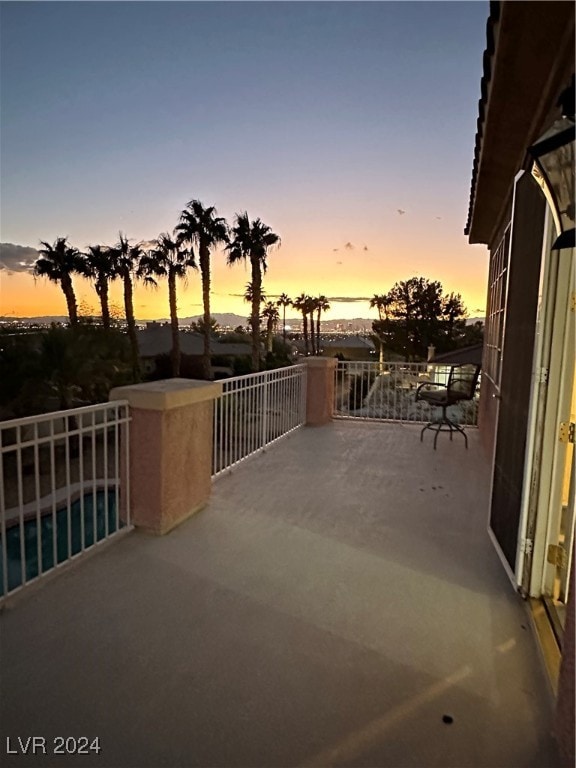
[1,1,490,323]
[1,225,488,322]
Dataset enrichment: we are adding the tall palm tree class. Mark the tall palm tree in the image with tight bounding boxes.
[292,293,311,355]
[315,295,330,355]
[81,245,116,329]
[138,233,197,377]
[261,301,280,354]
[33,238,83,326]
[175,200,228,380]
[109,233,144,378]
[226,213,280,372]
[307,296,318,355]
[277,293,291,344]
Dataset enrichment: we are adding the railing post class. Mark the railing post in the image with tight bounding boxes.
[109,379,222,535]
[261,373,269,448]
[305,357,338,426]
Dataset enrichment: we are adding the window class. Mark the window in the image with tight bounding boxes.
[484,227,510,388]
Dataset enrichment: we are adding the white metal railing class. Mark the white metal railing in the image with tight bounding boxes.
[334,361,479,426]
[213,365,307,477]
[0,401,131,602]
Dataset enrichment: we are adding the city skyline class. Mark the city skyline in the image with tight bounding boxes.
[1,1,490,321]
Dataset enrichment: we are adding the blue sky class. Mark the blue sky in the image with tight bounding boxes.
[0,1,490,319]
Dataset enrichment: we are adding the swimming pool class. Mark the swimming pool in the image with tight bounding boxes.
[1,491,122,596]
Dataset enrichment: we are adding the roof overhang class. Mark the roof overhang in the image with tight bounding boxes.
[465,1,575,245]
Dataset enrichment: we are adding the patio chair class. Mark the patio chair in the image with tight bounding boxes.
[416,363,481,449]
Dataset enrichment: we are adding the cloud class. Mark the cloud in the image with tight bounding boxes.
[0,243,38,272]
[328,296,372,303]
[397,209,406,216]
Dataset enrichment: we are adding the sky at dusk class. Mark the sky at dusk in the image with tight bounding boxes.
[0,1,490,322]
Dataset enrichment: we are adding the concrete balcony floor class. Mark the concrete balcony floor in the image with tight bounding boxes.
[0,421,558,768]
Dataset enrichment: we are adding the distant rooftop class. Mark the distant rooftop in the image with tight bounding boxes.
[137,326,251,358]
[323,336,375,350]
[430,344,483,366]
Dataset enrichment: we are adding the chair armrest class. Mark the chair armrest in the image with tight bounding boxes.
[416,381,447,400]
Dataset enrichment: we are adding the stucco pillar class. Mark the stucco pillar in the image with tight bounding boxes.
[109,378,222,535]
[305,357,337,426]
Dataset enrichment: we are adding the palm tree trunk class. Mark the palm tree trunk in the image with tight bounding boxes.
[282,306,287,344]
[168,271,180,377]
[302,312,309,355]
[199,245,212,380]
[250,257,261,372]
[61,274,78,326]
[309,312,316,355]
[97,277,110,330]
[266,319,274,353]
[123,273,140,379]
[316,310,321,355]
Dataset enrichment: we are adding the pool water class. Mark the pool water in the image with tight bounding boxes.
[1,491,121,596]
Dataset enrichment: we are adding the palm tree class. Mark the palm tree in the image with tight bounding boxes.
[81,245,116,329]
[369,294,390,369]
[277,293,291,344]
[109,233,144,378]
[261,301,280,354]
[226,213,280,372]
[243,282,266,306]
[307,296,318,355]
[33,238,83,326]
[243,282,267,337]
[315,295,330,355]
[175,200,228,380]
[138,232,197,377]
[292,293,311,355]
[369,294,391,322]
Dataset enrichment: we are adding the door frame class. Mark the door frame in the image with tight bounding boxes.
[534,250,575,600]
[516,209,557,592]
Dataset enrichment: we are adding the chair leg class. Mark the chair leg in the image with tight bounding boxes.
[420,405,468,449]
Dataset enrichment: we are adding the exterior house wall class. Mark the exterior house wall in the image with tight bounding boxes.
[465,3,574,763]
[487,173,546,569]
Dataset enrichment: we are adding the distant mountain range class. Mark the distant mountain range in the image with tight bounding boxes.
[0,313,246,326]
[0,313,485,328]
[0,313,251,327]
